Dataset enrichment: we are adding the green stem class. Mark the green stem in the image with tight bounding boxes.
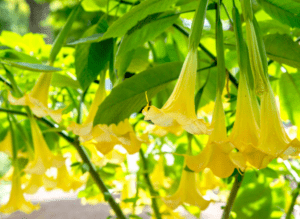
[0,74,12,89]
[139,149,162,219]
[172,23,238,88]
[286,185,300,219]
[77,88,88,124]
[0,107,126,219]
[221,173,244,219]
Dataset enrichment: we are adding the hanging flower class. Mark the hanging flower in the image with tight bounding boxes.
[0,130,13,157]
[150,155,171,189]
[68,80,106,137]
[83,119,147,155]
[25,117,65,175]
[186,95,246,178]
[228,72,272,169]
[163,168,211,210]
[0,167,40,214]
[55,164,83,192]
[23,173,56,194]
[198,168,224,193]
[143,49,210,135]
[120,175,137,214]
[256,82,300,160]
[8,73,63,123]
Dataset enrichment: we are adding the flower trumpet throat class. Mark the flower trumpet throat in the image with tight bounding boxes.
[8,73,63,123]
[25,117,65,175]
[0,167,39,214]
[143,49,210,135]
[186,95,246,178]
[163,168,211,210]
[83,119,147,155]
[257,82,300,159]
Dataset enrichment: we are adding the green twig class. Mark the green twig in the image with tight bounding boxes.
[286,184,300,219]
[284,160,300,219]
[0,74,12,89]
[221,173,244,219]
[172,23,239,88]
[139,149,162,219]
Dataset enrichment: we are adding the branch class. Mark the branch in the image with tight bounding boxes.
[221,173,244,219]
[173,23,239,88]
[139,149,162,219]
[0,74,13,89]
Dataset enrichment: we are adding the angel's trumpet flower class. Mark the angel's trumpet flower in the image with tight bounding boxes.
[163,168,211,210]
[0,130,13,157]
[0,167,39,214]
[8,73,63,123]
[257,83,300,160]
[186,95,245,178]
[23,174,56,194]
[199,168,224,193]
[143,49,210,135]
[25,117,65,175]
[55,164,83,192]
[68,79,106,137]
[84,119,147,155]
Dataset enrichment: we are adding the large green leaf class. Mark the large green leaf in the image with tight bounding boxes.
[75,19,113,90]
[232,172,273,219]
[115,12,179,78]
[279,72,300,131]
[257,0,300,28]
[51,73,80,89]
[93,62,183,125]
[101,0,176,40]
[117,12,179,58]
[264,33,300,69]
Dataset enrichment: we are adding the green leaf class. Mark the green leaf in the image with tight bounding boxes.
[49,3,82,64]
[1,61,62,72]
[93,62,183,125]
[101,0,176,40]
[51,73,80,89]
[117,12,179,59]
[75,19,113,90]
[0,49,41,64]
[257,0,300,28]
[264,33,300,69]
[68,33,104,45]
[232,172,273,219]
[279,72,300,129]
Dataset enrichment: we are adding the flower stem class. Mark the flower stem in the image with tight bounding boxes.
[286,185,300,219]
[221,172,244,219]
[139,149,162,219]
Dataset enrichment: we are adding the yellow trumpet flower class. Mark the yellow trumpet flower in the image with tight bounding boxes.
[120,175,136,214]
[23,173,56,194]
[163,168,211,210]
[25,117,65,175]
[186,95,246,178]
[68,80,106,137]
[83,119,147,155]
[55,164,83,192]
[0,167,40,214]
[199,168,224,193]
[8,73,63,123]
[257,82,300,159]
[228,72,273,169]
[0,130,13,157]
[143,49,210,135]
